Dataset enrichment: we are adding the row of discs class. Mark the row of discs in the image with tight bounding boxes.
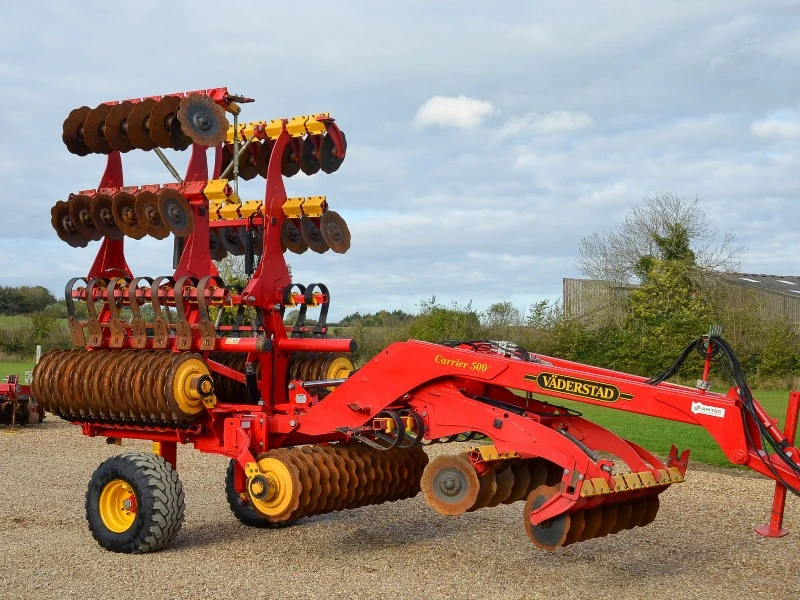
[254,443,428,523]
[32,349,207,423]
[287,352,355,383]
[209,226,263,261]
[421,454,563,516]
[51,188,193,248]
[281,212,351,255]
[63,93,229,155]
[522,484,661,551]
[221,130,346,180]
[207,352,260,405]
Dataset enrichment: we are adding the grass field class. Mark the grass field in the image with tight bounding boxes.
[555,388,793,467]
[0,362,35,380]
[0,315,29,326]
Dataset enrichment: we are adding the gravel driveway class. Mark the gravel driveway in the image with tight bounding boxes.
[1,419,798,600]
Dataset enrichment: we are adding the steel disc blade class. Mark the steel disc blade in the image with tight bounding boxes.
[487,464,515,507]
[90,193,124,240]
[219,226,245,256]
[209,229,228,261]
[299,135,322,176]
[254,140,273,178]
[62,106,92,156]
[104,101,136,152]
[319,210,351,254]
[563,510,586,546]
[579,507,604,541]
[239,145,258,180]
[134,190,170,239]
[149,96,181,148]
[504,460,532,504]
[299,215,329,254]
[610,501,633,534]
[157,188,194,237]
[51,200,88,247]
[112,191,147,239]
[219,143,234,178]
[641,495,660,526]
[595,503,618,538]
[319,130,347,174]
[176,93,229,147]
[68,194,102,241]
[627,498,648,529]
[281,219,308,254]
[468,468,498,512]
[127,98,158,151]
[169,117,192,151]
[82,104,113,154]
[527,458,549,493]
[523,485,570,551]
[281,139,301,177]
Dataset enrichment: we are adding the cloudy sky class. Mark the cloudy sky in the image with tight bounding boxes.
[2,1,799,320]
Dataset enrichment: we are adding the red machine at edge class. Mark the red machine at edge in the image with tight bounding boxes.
[35,86,800,554]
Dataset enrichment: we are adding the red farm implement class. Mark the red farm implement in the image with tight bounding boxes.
[1,374,43,429]
[34,87,799,553]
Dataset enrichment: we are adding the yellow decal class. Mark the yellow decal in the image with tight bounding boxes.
[525,372,632,402]
[434,354,489,373]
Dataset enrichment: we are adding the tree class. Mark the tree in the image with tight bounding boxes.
[577,193,745,284]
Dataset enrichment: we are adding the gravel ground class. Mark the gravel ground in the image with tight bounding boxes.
[1,419,798,600]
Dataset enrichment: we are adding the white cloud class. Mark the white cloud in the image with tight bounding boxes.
[497,110,594,139]
[751,112,800,140]
[413,95,494,129]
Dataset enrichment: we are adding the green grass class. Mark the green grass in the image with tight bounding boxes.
[0,315,30,326]
[0,362,35,380]
[554,389,793,467]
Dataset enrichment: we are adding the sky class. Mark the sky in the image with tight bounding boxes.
[1,1,799,321]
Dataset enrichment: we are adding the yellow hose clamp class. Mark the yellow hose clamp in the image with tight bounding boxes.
[282,197,305,219]
[286,115,309,138]
[219,203,242,220]
[209,200,223,221]
[306,113,329,135]
[204,179,232,203]
[239,200,263,219]
[301,196,326,217]
[265,119,284,140]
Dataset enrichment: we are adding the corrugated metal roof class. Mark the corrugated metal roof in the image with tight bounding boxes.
[724,273,800,296]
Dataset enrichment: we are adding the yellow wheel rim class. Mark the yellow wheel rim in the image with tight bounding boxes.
[171,358,211,415]
[326,357,354,380]
[249,457,298,519]
[98,479,137,533]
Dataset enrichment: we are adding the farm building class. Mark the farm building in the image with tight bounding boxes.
[563,273,800,324]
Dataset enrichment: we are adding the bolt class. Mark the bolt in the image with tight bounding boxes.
[122,499,133,511]
[288,383,296,390]
[564,469,569,475]
[259,442,264,448]
[362,377,367,383]
[248,296,256,303]
[732,449,747,464]
[273,304,282,311]
[259,419,263,424]
[289,419,297,427]
[421,411,427,417]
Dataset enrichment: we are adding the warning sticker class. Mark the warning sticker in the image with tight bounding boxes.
[691,402,726,419]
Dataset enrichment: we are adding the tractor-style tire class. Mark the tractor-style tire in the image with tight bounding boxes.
[85,452,185,553]
[225,460,294,529]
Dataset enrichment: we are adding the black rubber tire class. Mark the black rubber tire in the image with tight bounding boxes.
[85,452,185,553]
[225,460,294,529]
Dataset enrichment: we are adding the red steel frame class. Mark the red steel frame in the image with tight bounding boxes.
[62,100,799,536]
